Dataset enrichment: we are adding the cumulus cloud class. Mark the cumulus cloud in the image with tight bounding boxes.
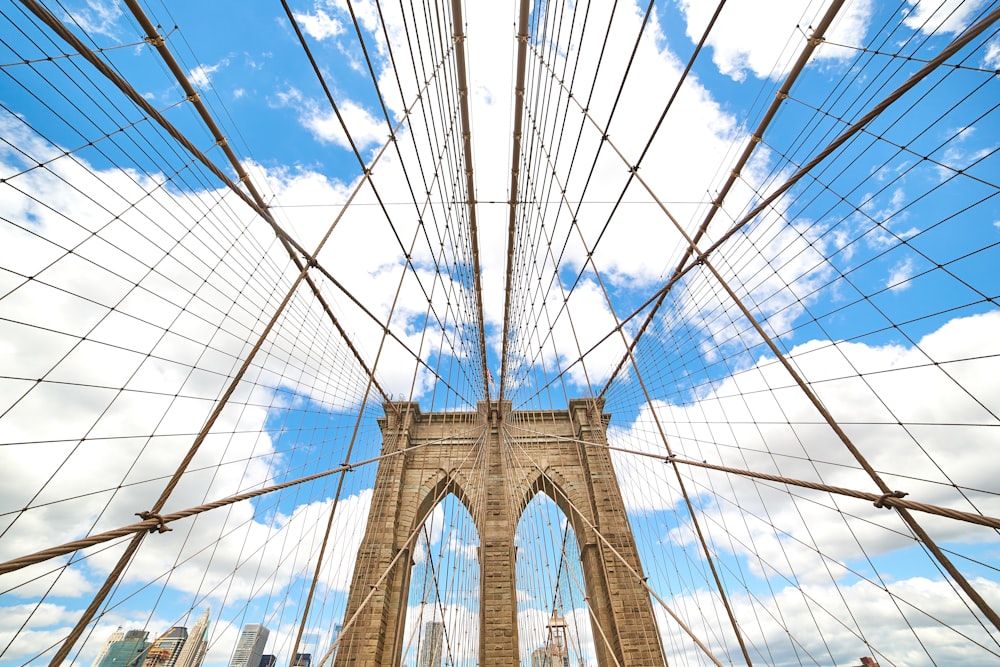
[62,0,123,40]
[293,9,344,41]
[188,58,230,89]
[0,109,441,663]
[273,88,387,152]
[612,310,1000,582]
[903,0,989,34]
[886,256,915,291]
[678,0,874,82]
[657,576,1000,665]
[985,38,1000,68]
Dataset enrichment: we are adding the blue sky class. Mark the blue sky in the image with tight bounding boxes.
[1,0,999,666]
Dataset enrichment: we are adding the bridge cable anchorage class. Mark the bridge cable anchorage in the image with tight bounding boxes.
[134,511,171,534]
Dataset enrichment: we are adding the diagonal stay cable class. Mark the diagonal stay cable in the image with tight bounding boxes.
[280,0,471,386]
[517,4,1000,634]
[0,427,480,576]
[503,424,725,667]
[599,0,844,396]
[504,423,1000,531]
[601,4,1000,398]
[120,0,397,410]
[14,2,459,659]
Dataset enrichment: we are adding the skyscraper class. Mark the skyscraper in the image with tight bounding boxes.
[173,609,210,667]
[96,630,150,667]
[228,624,270,667]
[141,627,188,667]
[91,627,125,667]
[417,621,443,667]
[315,622,343,667]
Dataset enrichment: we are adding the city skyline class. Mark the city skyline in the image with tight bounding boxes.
[86,615,346,667]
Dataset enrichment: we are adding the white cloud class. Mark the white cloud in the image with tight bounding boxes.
[188,58,230,89]
[294,9,344,41]
[503,276,630,393]
[62,0,123,39]
[274,88,387,152]
[657,576,1000,665]
[612,310,1000,583]
[903,0,988,34]
[316,0,379,34]
[985,38,1000,68]
[114,489,372,601]
[886,256,915,291]
[678,0,873,82]
[0,604,180,665]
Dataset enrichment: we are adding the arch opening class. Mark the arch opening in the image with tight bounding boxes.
[399,492,480,667]
[515,490,595,667]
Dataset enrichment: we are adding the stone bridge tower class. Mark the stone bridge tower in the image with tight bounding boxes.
[334,398,665,666]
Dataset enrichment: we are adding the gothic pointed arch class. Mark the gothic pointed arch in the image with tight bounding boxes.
[409,467,481,542]
[335,400,664,666]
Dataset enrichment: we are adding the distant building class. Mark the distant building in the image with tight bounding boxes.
[316,622,343,667]
[257,656,277,667]
[229,624,270,667]
[141,627,187,667]
[531,612,570,667]
[91,627,125,667]
[417,621,443,667]
[292,653,311,667]
[97,630,150,667]
[173,609,211,667]
[531,646,557,667]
